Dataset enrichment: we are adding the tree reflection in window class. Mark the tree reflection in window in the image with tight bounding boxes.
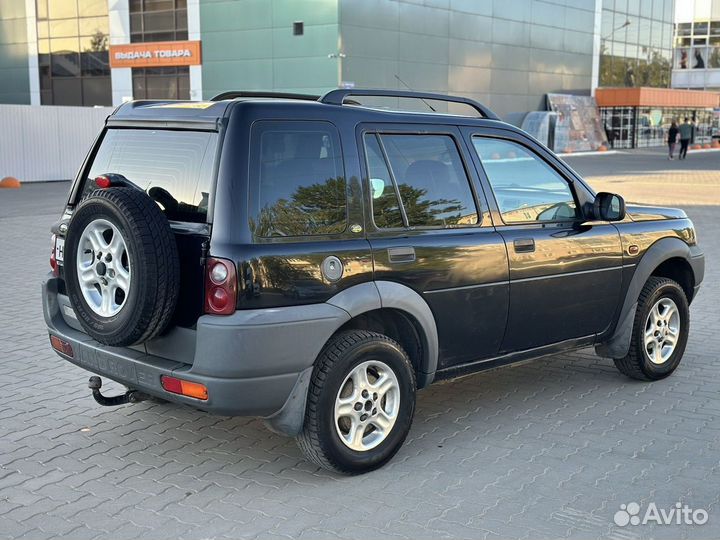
[254,176,347,237]
[364,133,478,229]
[251,122,348,238]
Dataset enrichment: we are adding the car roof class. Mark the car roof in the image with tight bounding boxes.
[107,90,517,133]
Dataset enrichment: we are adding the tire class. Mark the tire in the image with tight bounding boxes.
[296,330,416,474]
[613,276,690,381]
[64,187,180,346]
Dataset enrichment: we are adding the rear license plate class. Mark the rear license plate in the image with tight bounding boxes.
[55,237,65,263]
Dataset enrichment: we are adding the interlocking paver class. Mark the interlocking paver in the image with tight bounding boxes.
[1,148,719,539]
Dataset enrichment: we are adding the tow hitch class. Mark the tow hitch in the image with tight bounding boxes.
[88,376,150,406]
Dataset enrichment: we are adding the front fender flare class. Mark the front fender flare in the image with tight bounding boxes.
[596,237,698,359]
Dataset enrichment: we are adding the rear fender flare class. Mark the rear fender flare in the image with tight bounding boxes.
[327,280,439,386]
[265,281,439,437]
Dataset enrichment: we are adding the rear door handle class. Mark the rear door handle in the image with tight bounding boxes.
[513,238,535,253]
[387,246,416,263]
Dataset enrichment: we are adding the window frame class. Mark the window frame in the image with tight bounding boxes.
[358,124,487,234]
[247,119,350,242]
[363,132,407,229]
[465,130,589,228]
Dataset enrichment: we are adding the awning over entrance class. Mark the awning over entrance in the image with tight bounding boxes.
[596,87,719,108]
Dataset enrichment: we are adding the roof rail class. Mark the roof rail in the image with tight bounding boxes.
[211,91,320,102]
[320,89,500,120]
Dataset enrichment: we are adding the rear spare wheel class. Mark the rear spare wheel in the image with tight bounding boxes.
[64,187,180,346]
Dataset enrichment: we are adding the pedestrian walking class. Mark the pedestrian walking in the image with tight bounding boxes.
[668,121,679,159]
[678,118,692,159]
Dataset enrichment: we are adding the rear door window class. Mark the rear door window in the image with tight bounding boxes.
[249,121,346,238]
[84,128,218,223]
[363,133,478,228]
[363,134,404,229]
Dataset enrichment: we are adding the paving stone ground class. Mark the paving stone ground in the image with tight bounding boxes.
[1,147,719,540]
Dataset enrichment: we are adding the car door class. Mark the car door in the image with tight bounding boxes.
[358,124,509,367]
[463,128,623,353]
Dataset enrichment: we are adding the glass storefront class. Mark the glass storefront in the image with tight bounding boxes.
[674,20,720,70]
[601,107,715,148]
[132,66,190,100]
[130,0,189,100]
[36,0,111,106]
[599,0,673,88]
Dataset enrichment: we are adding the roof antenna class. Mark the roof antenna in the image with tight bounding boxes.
[394,74,436,112]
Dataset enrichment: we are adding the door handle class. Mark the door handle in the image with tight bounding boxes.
[513,238,535,253]
[387,246,416,263]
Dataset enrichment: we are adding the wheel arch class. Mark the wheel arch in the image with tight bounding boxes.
[650,256,695,302]
[596,236,700,359]
[327,281,439,389]
[264,281,439,437]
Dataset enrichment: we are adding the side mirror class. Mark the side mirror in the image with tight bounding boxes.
[593,192,626,221]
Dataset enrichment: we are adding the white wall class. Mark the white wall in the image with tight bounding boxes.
[187,0,203,101]
[108,0,132,106]
[672,68,720,89]
[0,104,113,182]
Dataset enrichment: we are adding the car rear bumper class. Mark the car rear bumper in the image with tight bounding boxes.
[42,276,349,418]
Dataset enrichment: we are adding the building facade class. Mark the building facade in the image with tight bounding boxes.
[672,0,720,90]
[0,0,681,119]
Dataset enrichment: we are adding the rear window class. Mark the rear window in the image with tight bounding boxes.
[83,128,218,223]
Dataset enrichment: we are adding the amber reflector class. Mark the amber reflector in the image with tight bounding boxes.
[50,335,74,357]
[160,375,208,400]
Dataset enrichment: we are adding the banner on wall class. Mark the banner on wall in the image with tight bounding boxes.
[109,41,202,68]
[546,94,609,153]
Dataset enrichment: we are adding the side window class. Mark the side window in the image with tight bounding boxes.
[363,134,404,228]
[472,137,579,224]
[250,121,346,238]
[368,133,478,228]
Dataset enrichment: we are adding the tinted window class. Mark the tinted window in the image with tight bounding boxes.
[85,128,217,223]
[363,134,404,229]
[472,137,578,223]
[250,121,346,238]
[377,134,478,228]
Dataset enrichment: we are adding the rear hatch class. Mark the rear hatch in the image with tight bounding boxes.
[53,126,220,359]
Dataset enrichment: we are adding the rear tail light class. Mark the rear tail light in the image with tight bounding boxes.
[50,234,59,277]
[94,175,112,189]
[50,335,74,357]
[161,375,208,400]
[204,257,237,315]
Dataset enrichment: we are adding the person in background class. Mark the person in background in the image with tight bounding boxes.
[604,121,615,149]
[694,49,705,69]
[668,121,679,160]
[679,118,693,160]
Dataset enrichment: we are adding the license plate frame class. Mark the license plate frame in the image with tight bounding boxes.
[55,237,65,264]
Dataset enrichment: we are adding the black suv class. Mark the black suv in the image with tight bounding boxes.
[43,89,705,474]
